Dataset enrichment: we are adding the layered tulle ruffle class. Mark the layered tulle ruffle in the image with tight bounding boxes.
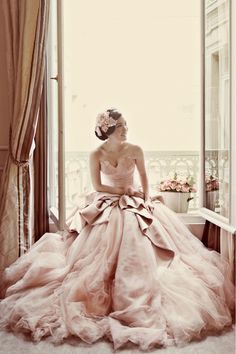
[0,192,234,350]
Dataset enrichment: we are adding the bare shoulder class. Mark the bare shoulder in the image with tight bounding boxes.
[126,143,144,158]
[89,145,104,162]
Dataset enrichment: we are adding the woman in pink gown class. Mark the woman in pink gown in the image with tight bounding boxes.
[0,108,234,350]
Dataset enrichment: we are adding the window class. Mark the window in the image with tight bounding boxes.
[48,0,201,229]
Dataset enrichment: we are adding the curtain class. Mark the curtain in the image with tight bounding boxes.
[34,73,49,242]
[0,0,49,273]
[202,220,220,252]
[202,221,235,282]
[220,230,235,283]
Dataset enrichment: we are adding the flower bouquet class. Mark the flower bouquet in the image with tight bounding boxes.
[205,175,219,191]
[157,173,197,213]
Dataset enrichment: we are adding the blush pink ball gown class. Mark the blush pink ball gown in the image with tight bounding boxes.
[0,157,234,350]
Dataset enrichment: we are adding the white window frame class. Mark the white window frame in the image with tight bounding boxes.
[47,0,65,231]
[199,0,236,235]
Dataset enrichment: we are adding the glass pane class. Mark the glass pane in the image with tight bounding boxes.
[204,0,230,218]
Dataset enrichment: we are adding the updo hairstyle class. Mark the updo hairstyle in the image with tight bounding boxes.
[95,108,122,141]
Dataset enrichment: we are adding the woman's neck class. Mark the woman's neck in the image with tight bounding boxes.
[104,139,126,153]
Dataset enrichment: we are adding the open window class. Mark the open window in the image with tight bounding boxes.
[48,0,203,231]
[200,0,236,235]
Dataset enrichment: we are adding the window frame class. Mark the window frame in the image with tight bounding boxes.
[47,0,66,231]
[199,0,236,234]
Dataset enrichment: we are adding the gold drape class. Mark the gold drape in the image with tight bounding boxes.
[0,0,49,272]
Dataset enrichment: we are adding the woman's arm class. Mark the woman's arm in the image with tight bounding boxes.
[89,151,125,195]
[134,146,149,201]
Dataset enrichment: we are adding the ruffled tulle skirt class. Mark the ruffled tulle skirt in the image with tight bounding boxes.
[0,193,234,350]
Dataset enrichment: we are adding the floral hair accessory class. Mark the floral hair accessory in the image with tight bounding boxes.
[95,111,117,137]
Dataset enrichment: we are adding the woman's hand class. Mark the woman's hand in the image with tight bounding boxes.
[114,187,126,195]
[142,194,153,212]
[123,187,145,199]
[150,195,165,204]
[114,186,146,199]
[133,191,145,198]
[124,186,134,196]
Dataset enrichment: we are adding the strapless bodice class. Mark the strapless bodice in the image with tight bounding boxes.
[100,156,135,188]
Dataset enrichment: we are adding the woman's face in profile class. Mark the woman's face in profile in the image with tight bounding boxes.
[110,116,128,141]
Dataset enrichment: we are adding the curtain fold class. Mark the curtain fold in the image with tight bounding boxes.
[202,221,235,282]
[220,229,235,283]
[202,220,220,252]
[34,73,49,242]
[0,0,49,273]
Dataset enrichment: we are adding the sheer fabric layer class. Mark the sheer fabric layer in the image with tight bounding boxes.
[0,157,234,350]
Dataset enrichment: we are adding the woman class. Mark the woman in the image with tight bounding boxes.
[0,108,234,350]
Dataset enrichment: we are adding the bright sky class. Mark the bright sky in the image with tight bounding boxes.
[63,0,201,151]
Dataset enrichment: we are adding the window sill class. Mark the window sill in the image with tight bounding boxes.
[49,208,205,239]
[199,208,236,235]
[177,212,205,240]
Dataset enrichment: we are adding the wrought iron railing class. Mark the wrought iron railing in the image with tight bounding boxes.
[62,151,200,213]
[51,150,228,215]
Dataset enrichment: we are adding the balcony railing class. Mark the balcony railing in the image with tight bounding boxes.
[61,151,200,214]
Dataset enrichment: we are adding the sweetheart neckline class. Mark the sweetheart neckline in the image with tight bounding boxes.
[100,156,134,169]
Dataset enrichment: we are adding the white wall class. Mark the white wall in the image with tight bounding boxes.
[63,0,201,152]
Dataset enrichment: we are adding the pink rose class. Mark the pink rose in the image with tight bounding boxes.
[96,112,117,133]
[181,186,190,193]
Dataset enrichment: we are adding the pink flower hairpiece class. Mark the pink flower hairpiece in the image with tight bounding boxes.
[95,111,117,136]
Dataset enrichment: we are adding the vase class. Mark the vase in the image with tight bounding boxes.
[206,190,219,211]
[159,192,191,213]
